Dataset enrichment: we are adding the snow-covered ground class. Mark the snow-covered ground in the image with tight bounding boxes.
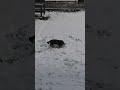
[35,11,85,90]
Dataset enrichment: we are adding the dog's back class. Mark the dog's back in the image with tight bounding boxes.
[47,39,65,48]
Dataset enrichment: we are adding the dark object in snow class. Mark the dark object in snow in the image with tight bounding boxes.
[38,16,50,20]
[29,35,35,43]
[35,14,50,20]
[47,39,65,48]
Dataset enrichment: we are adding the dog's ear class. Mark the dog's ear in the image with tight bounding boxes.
[47,41,49,44]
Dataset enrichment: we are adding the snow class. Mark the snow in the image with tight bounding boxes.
[35,11,85,90]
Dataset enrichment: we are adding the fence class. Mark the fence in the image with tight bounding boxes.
[46,1,84,11]
[35,0,85,12]
[35,0,45,17]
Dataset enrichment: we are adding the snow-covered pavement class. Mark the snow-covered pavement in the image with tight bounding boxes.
[35,11,85,90]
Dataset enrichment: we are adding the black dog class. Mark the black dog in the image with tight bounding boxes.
[47,39,65,48]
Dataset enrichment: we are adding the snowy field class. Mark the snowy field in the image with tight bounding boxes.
[35,11,85,90]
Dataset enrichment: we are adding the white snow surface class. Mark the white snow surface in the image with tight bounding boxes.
[35,11,85,90]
